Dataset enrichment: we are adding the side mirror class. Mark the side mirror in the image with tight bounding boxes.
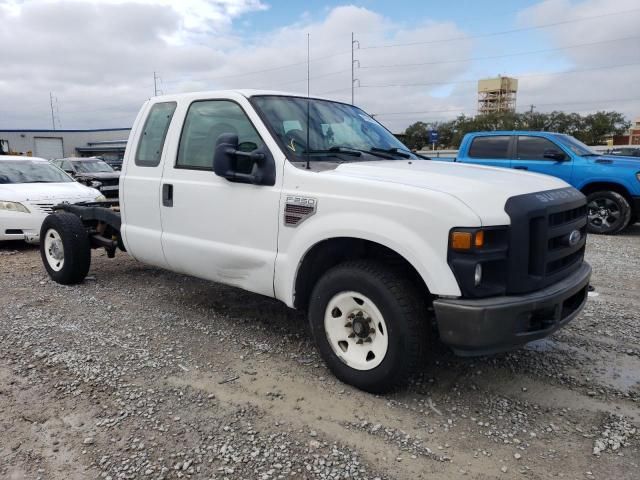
[543,149,567,161]
[213,133,275,186]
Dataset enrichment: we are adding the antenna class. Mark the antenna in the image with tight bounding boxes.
[306,33,311,170]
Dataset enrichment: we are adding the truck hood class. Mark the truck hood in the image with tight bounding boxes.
[328,159,569,225]
[74,172,121,180]
[590,155,640,168]
[0,182,101,202]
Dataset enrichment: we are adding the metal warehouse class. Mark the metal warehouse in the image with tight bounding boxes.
[0,128,131,161]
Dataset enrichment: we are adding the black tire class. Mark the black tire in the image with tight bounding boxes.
[308,260,427,393]
[40,213,91,285]
[586,191,631,234]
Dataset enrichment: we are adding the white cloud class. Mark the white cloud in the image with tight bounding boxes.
[0,0,638,134]
[513,0,640,119]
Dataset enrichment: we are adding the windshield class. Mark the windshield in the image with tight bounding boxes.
[251,95,418,161]
[554,134,598,156]
[0,160,73,184]
[72,160,114,173]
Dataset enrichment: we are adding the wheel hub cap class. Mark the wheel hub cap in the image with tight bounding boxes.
[49,240,63,260]
[351,314,371,339]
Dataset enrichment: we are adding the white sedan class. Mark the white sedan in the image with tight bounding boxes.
[0,155,103,244]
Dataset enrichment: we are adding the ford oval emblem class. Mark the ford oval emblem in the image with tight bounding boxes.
[568,229,581,246]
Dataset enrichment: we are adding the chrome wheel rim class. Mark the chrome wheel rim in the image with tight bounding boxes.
[324,291,388,371]
[44,228,64,272]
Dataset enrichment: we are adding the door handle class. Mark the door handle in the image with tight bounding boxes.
[513,166,528,170]
[162,183,173,207]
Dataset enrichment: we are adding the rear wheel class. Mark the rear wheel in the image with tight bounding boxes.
[308,260,427,393]
[40,213,91,284]
[586,191,631,235]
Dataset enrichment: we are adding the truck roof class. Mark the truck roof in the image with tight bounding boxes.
[466,131,563,136]
[0,155,49,162]
[150,89,333,103]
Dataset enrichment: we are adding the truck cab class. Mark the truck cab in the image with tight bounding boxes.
[456,131,640,234]
[38,91,591,393]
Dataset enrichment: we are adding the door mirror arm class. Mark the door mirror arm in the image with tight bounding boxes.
[213,133,275,186]
[543,149,568,161]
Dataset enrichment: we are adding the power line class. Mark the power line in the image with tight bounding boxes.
[351,61,640,90]
[359,35,640,70]
[161,50,351,87]
[360,7,640,50]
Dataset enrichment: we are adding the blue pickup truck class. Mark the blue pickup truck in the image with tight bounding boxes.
[452,131,640,234]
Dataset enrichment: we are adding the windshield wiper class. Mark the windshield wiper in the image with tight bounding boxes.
[370,147,413,159]
[305,146,362,157]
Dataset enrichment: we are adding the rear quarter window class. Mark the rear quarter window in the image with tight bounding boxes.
[135,102,177,167]
[468,136,510,159]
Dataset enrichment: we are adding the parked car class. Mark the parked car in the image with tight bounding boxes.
[52,157,120,198]
[607,147,640,158]
[0,155,103,243]
[453,132,640,234]
[38,91,591,393]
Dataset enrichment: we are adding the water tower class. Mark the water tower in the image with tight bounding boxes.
[477,76,518,114]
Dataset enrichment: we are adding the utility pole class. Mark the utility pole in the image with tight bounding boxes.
[351,32,360,105]
[529,104,535,114]
[153,71,160,96]
[49,92,56,130]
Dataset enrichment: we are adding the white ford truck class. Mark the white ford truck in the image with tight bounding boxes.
[39,90,591,392]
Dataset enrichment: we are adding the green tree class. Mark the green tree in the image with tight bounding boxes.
[403,110,630,149]
[403,121,430,150]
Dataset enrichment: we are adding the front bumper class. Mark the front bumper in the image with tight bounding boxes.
[433,262,591,356]
[0,212,45,243]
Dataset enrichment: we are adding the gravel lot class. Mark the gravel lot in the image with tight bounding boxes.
[1,226,638,479]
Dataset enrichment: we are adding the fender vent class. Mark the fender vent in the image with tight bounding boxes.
[284,196,317,227]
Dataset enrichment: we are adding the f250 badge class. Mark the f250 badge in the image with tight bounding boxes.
[283,195,317,227]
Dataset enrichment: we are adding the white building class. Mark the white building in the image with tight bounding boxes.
[0,128,131,161]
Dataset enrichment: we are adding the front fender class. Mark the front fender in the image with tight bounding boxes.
[273,211,464,308]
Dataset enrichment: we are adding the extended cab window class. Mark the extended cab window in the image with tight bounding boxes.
[468,136,510,159]
[135,102,177,167]
[517,136,561,160]
[177,100,264,170]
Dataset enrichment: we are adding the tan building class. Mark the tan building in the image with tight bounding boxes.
[478,76,518,114]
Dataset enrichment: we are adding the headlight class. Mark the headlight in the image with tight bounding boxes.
[91,180,102,188]
[95,194,107,201]
[448,226,509,298]
[0,201,30,213]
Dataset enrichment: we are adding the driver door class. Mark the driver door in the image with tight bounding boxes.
[159,99,281,297]
[511,135,573,183]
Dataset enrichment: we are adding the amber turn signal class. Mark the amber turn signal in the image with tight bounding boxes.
[451,229,485,250]
[451,231,472,250]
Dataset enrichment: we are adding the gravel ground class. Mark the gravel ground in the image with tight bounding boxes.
[1,225,638,479]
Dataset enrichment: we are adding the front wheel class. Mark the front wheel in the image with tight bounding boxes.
[308,260,427,393]
[586,191,631,234]
[40,213,91,285]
